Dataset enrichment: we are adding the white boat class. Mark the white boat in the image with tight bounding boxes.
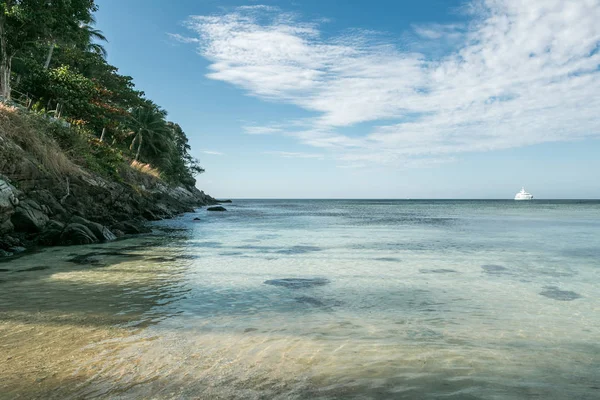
[514,187,533,200]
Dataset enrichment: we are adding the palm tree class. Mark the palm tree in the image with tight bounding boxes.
[44,16,107,70]
[128,105,170,161]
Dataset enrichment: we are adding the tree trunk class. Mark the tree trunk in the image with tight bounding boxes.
[0,15,12,100]
[100,127,107,142]
[135,132,143,161]
[44,40,56,70]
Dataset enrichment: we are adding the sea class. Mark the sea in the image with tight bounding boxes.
[1,199,599,399]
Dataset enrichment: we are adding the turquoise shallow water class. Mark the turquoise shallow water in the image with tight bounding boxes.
[1,200,599,399]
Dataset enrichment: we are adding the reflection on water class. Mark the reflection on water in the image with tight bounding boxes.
[1,200,600,399]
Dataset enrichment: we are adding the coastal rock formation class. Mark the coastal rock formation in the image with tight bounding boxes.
[11,199,49,233]
[207,206,227,212]
[0,119,218,256]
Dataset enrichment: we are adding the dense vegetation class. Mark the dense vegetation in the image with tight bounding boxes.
[0,0,203,187]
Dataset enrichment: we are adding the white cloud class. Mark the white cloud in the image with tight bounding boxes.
[181,0,600,166]
[264,151,324,159]
[243,125,283,135]
[202,150,224,155]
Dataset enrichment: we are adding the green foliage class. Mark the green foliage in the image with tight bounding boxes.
[3,1,204,187]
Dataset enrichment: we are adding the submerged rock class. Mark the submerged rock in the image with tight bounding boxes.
[207,206,227,212]
[275,245,322,254]
[481,264,509,274]
[420,268,457,274]
[540,286,582,301]
[264,278,330,289]
[294,296,326,306]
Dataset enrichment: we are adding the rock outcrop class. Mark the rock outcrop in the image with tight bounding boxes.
[207,206,227,212]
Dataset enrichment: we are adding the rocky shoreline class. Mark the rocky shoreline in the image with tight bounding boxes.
[0,172,218,257]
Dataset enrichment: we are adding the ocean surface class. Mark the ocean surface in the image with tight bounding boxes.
[1,199,599,399]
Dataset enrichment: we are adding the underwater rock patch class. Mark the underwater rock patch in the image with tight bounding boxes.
[219,251,244,256]
[149,257,177,262]
[540,286,582,301]
[16,265,50,272]
[375,257,401,262]
[67,253,103,265]
[294,296,326,307]
[275,245,322,254]
[420,268,457,274]
[481,264,509,274]
[264,277,330,289]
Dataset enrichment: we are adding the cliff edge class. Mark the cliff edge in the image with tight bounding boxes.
[0,104,216,256]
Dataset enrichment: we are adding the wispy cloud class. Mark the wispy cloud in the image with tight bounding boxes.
[202,150,224,155]
[243,125,283,135]
[264,151,325,159]
[180,0,600,166]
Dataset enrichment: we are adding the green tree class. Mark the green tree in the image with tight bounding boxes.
[0,0,97,99]
[128,105,170,162]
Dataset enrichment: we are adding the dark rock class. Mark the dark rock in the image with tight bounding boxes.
[46,220,65,231]
[294,296,326,306]
[71,216,116,242]
[11,199,49,233]
[216,200,232,203]
[275,245,322,254]
[67,253,103,265]
[59,223,99,246]
[264,278,330,289]
[8,246,26,254]
[540,286,582,301]
[420,268,458,274]
[17,265,50,272]
[0,219,14,235]
[37,229,63,246]
[207,206,227,212]
[0,249,13,257]
[0,179,18,230]
[374,257,401,262]
[113,229,125,238]
[481,265,509,274]
[28,189,66,217]
[143,209,161,221]
[193,217,201,221]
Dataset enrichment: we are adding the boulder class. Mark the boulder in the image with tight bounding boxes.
[46,220,65,231]
[0,178,18,228]
[0,219,14,235]
[59,223,99,245]
[28,190,66,217]
[11,199,49,233]
[70,216,116,242]
[207,206,227,212]
[112,229,125,238]
[143,209,161,221]
[193,217,201,221]
[0,249,12,257]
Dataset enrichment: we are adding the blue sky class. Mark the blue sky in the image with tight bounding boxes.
[96,0,600,199]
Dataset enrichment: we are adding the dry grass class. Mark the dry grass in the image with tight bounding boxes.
[0,104,82,177]
[129,160,162,179]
